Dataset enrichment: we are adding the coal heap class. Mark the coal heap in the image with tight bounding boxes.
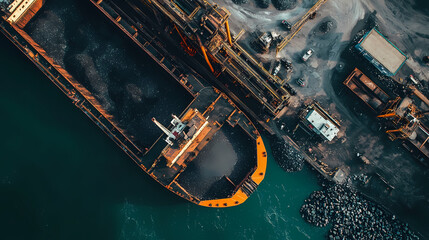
[255,0,269,8]
[271,137,304,172]
[301,184,419,239]
[271,0,297,11]
[319,21,334,34]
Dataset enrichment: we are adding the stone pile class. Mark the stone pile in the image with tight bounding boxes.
[271,138,304,172]
[301,184,419,240]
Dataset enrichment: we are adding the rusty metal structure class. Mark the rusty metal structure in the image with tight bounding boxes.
[378,98,421,140]
[275,0,328,55]
[344,68,429,161]
[128,0,291,117]
[2,0,45,28]
[343,68,390,112]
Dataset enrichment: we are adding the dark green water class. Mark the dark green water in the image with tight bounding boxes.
[0,25,328,239]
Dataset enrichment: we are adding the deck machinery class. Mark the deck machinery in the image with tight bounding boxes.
[135,0,291,117]
[145,88,268,207]
[1,0,45,28]
[376,97,429,161]
[344,68,429,162]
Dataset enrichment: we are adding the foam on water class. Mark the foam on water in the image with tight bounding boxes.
[119,200,158,240]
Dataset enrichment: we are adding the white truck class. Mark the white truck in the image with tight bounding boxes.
[302,48,314,62]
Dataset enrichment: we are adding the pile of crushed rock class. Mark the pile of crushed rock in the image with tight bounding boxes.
[271,137,304,172]
[301,184,419,240]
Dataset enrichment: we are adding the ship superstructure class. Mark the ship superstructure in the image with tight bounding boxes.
[152,110,211,167]
[1,0,45,28]
[145,88,267,207]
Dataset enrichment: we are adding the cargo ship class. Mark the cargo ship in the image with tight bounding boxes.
[1,0,267,207]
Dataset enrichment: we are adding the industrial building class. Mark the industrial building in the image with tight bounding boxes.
[300,102,340,141]
[355,28,407,76]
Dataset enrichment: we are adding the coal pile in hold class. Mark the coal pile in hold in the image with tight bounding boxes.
[271,137,304,172]
[301,185,419,240]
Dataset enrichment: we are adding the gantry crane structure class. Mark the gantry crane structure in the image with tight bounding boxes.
[137,0,291,117]
[377,97,420,140]
[344,69,429,160]
[378,96,429,141]
[275,0,328,56]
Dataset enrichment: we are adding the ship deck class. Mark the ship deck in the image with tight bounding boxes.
[176,123,256,200]
[143,87,258,201]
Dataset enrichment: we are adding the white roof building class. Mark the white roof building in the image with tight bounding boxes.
[305,109,339,141]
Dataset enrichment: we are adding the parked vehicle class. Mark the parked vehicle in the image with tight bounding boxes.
[256,32,272,53]
[409,75,420,85]
[296,78,306,87]
[302,48,314,62]
[272,60,281,76]
[281,20,292,31]
[281,59,293,72]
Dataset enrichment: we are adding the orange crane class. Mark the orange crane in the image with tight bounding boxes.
[377,97,402,123]
[377,98,425,140]
[173,25,197,56]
